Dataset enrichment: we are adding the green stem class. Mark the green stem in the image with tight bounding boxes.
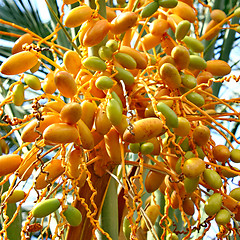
[0,180,22,240]
[98,176,119,240]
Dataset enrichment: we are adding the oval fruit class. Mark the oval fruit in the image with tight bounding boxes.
[171,45,190,70]
[184,177,199,193]
[204,193,222,216]
[77,119,95,150]
[175,20,191,41]
[42,71,56,94]
[67,148,84,179]
[98,46,113,61]
[211,9,226,22]
[186,92,205,107]
[203,169,222,189]
[0,51,38,75]
[182,36,204,53]
[104,128,121,164]
[64,5,93,28]
[114,67,135,85]
[82,56,107,72]
[129,143,140,153]
[140,1,159,18]
[149,19,169,37]
[114,52,137,69]
[141,205,159,231]
[157,102,178,128]
[140,142,154,155]
[110,12,138,35]
[21,115,61,142]
[63,205,82,226]
[43,101,65,114]
[182,157,206,178]
[166,233,179,240]
[158,0,178,8]
[160,63,181,89]
[83,19,110,47]
[43,123,79,145]
[95,76,114,90]
[63,50,81,76]
[13,83,24,106]
[206,60,231,76]
[1,190,26,203]
[193,125,210,146]
[95,104,112,135]
[213,145,230,163]
[60,102,82,125]
[181,74,197,89]
[12,33,33,54]
[229,188,240,201]
[35,159,65,189]
[123,118,163,143]
[173,117,191,136]
[24,74,41,90]
[54,71,77,98]
[138,33,161,51]
[230,149,240,163]
[106,98,123,126]
[0,154,22,176]
[145,170,165,193]
[215,209,231,225]
[170,1,196,23]
[188,55,207,70]
[80,100,97,130]
[183,198,195,215]
[32,198,61,218]
[106,39,118,52]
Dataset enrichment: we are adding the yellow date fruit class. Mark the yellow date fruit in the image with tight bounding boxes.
[63,50,81,76]
[0,154,22,177]
[230,149,240,163]
[183,157,206,178]
[160,63,181,89]
[213,145,230,163]
[193,125,210,146]
[1,190,26,203]
[64,5,93,28]
[13,83,24,106]
[0,51,38,75]
[54,71,77,98]
[24,74,41,90]
[60,102,82,125]
[43,123,79,145]
[35,159,65,190]
[123,118,163,143]
[110,12,138,35]
[12,33,33,54]
[141,205,159,231]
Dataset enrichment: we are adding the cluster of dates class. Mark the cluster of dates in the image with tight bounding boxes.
[0,0,240,239]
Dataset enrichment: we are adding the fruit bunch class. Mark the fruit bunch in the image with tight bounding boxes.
[0,0,240,239]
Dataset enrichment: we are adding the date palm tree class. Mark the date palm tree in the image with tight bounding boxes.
[0,0,240,240]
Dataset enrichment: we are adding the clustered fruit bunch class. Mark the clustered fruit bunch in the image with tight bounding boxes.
[0,0,240,239]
